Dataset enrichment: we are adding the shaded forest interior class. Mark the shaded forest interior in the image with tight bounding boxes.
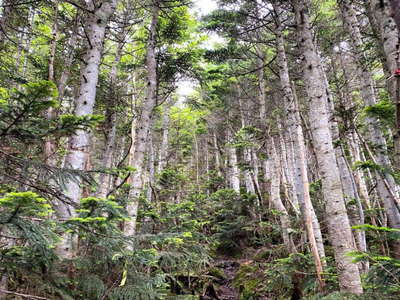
[2,0,400,299]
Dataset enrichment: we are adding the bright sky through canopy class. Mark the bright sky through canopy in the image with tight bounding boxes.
[194,0,218,16]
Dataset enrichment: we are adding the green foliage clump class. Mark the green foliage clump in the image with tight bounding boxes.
[364,100,395,127]
[209,189,264,255]
[353,160,383,172]
[0,191,58,281]
[233,264,264,299]
[232,253,318,299]
[0,81,103,142]
[231,125,261,149]
[0,191,53,216]
[0,80,57,139]
[262,253,317,299]
[348,252,400,297]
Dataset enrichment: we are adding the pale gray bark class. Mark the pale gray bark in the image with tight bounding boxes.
[21,8,34,77]
[242,149,254,194]
[349,133,373,211]
[237,86,255,195]
[57,0,117,258]
[97,38,124,198]
[293,0,362,293]
[274,10,326,286]
[227,127,240,193]
[371,0,399,92]
[57,19,80,100]
[158,98,174,173]
[213,132,222,176]
[146,131,155,203]
[269,137,296,253]
[371,0,400,171]
[97,112,118,198]
[285,133,299,212]
[194,134,200,188]
[125,1,160,237]
[339,1,400,235]
[325,77,366,255]
[251,149,262,207]
[279,127,299,213]
[256,44,266,126]
[44,2,59,167]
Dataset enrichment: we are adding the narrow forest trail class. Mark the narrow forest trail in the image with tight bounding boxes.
[213,259,240,300]
[201,258,240,300]
[206,256,273,300]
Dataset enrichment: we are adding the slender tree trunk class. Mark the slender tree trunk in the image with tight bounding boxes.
[339,1,400,247]
[21,8,34,77]
[227,127,240,193]
[269,137,296,253]
[349,133,374,212]
[293,0,362,293]
[238,86,255,194]
[57,15,80,100]
[256,44,266,127]
[43,1,59,167]
[374,0,400,170]
[57,0,117,258]
[279,126,299,213]
[250,149,262,207]
[213,131,222,176]
[97,113,118,198]
[273,10,326,287]
[97,37,124,198]
[146,131,155,203]
[158,98,173,173]
[124,1,160,237]
[325,80,366,256]
[194,134,200,188]
[370,0,399,94]
[328,54,369,265]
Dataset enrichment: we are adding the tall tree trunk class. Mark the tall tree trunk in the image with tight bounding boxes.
[57,14,80,100]
[44,1,59,167]
[124,1,160,237]
[370,0,399,92]
[256,45,266,127]
[146,130,155,203]
[97,36,125,198]
[328,53,369,264]
[250,149,262,208]
[158,98,173,173]
[227,127,240,193]
[325,80,366,256]
[194,134,200,188]
[293,0,362,293]
[279,126,299,213]
[269,137,296,253]
[273,9,326,287]
[339,1,400,251]
[372,0,400,170]
[213,131,222,176]
[57,0,117,258]
[238,92,256,195]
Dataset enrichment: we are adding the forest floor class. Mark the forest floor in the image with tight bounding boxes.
[213,259,240,300]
